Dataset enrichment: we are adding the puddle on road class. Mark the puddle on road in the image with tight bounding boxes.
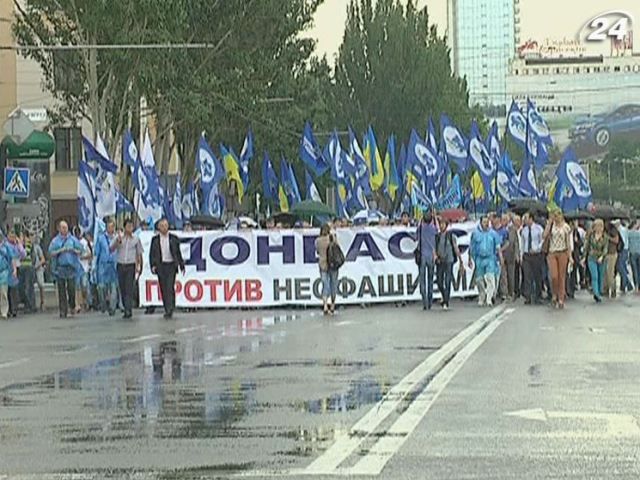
[296,377,391,414]
[0,312,386,462]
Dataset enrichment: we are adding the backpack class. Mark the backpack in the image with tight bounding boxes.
[327,237,345,271]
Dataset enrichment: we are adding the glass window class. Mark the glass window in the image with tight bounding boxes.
[54,127,82,171]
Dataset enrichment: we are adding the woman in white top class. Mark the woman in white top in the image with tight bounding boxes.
[543,210,573,309]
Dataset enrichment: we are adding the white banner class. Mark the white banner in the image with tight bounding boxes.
[138,222,478,308]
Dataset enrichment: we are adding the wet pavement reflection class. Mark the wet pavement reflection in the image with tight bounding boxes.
[0,312,391,473]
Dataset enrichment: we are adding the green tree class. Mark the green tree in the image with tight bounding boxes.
[330,0,482,144]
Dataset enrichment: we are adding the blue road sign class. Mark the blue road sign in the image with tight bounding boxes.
[4,167,30,198]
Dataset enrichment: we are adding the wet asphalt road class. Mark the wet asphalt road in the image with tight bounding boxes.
[1,294,639,479]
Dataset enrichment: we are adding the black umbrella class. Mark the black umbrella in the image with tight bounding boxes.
[564,210,595,221]
[270,212,297,227]
[508,198,548,216]
[591,206,631,221]
[190,215,226,230]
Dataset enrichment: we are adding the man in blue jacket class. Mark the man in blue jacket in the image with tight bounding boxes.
[94,219,119,316]
[469,216,503,307]
[48,221,83,318]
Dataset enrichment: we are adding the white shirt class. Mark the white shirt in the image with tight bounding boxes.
[160,234,173,263]
[80,238,91,273]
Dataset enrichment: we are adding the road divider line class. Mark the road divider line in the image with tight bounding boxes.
[122,334,161,344]
[0,357,30,369]
[346,309,513,476]
[302,305,506,475]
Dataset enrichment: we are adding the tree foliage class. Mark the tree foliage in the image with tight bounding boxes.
[330,0,482,143]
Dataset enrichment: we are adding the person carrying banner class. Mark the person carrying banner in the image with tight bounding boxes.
[316,224,343,315]
[469,216,502,307]
[149,218,184,319]
[48,221,83,318]
[435,219,462,310]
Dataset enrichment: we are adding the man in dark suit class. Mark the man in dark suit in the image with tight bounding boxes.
[149,218,185,319]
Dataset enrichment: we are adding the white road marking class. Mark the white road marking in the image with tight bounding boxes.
[346,309,512,476]
[302,305,507,476]
[0,357,30,369]
[175,325,205,335]
[122,334,161,344]
[505,409,640,437]
[51,345,93,356]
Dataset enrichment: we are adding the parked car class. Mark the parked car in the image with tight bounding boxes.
[569,104,640,148]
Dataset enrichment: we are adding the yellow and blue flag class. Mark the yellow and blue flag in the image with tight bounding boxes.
[220,143,244,203]
[363,126,385,191]
[384,135,400,201]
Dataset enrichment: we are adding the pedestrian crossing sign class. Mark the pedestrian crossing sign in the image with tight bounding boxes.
[3,167,30,198]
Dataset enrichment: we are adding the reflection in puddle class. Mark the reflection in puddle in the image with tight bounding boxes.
[297,377,391,414]
[0,312,390,468]
[0,316,295,444]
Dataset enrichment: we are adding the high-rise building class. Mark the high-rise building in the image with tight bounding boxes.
[447,0,519,114]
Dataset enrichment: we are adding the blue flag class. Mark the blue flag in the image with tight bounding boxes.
[82,136,118,219]
[507,100,527,148]
[407,129,440,195]
[262,151,279,202]
[77,161,96,235]
[122,130,138,169]
[300,121,329,176]
[197,135,225,196]
[518,154,538,198]
[305,170,322,202]
[181,181,197,220]
[324,131,348,186]
[527,98,553,146]
[440,114,469,172]
[281,158,301,208]
[202,182,225,218]
[555,148,592,211]
[172,175,183,229]
[115,187,134,214]
[496,152,520,202]
[239,129,253,190]
[469,120,497,195]
[436,174,462,210]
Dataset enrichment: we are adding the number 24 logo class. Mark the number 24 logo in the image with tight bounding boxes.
[584,11,633,42]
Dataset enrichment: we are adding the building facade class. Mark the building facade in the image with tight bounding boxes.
[447,0,518,114]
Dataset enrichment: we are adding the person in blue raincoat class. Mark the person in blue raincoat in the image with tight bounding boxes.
[0,233,18,320]
[469,216,503,307]
[5,230,26,317]
[48,221,83,318]
[94,219,119,316]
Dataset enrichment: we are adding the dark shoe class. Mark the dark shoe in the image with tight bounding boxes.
[60,313,67,318]
[163,312,173,319]
[524,299,531,305]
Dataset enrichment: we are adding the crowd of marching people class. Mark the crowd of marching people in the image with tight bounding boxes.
[1,208,639,320]
[414,207,640,312]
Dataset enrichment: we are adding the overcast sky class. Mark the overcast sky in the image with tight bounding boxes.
[310,0,639,60]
